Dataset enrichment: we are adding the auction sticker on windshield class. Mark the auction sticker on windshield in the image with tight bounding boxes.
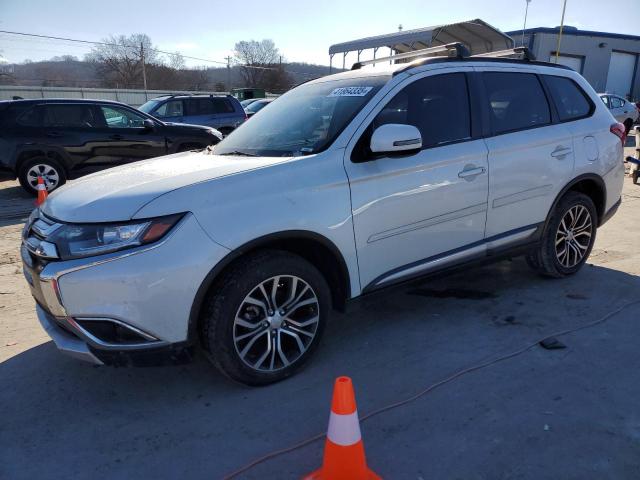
[328,86,373,97]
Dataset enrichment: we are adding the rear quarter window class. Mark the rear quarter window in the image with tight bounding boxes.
[212,98,236,114]
[543,75,593,122]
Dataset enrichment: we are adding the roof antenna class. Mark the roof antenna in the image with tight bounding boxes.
[398,24,403,32]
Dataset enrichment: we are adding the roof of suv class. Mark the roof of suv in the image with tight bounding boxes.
[0,98,137,107]
[153,94,236,100]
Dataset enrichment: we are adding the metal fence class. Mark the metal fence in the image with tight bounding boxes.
[0,86,230,107]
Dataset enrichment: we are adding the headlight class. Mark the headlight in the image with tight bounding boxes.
[48,213,184,260]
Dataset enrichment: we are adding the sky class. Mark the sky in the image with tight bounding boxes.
[1,0,638,68]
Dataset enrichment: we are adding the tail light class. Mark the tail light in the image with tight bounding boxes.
[610,122,626,145]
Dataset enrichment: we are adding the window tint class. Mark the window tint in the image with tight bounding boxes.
[43,104,98,128]
[212,98,235,114]
[373,73,471,148]
[185,98,215,115]
[100,106,146,128]
[15,106,42,127]
[155,100,183,117]
[544,75,592,121]
[482,72,550,134]
[610,96,624,108]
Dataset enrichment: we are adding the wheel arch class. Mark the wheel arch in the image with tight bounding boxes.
[187,230,352,343]
[15,145,72,173]
[548,174,606,227]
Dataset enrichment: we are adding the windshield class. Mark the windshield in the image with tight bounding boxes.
[215,76,389,157]
[139,100,160,114]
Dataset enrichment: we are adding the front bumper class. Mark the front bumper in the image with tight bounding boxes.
[36,303,103,365]
[23,212,230,363]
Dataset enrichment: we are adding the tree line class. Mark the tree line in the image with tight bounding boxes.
[1,34,300,93]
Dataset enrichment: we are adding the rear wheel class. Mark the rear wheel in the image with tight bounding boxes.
[200,250,330,385]
[623,118,633,135]
[18,157,67,196]
[526,191,597,278]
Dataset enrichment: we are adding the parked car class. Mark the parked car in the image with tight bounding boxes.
[23,51,624,385]
[240,98,261,108]
[0,99,222,195]
[139,94,246,135]
[599,93,639,132]
[244,98,275,118]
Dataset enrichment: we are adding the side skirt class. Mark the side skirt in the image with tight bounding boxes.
[359,223,544,296]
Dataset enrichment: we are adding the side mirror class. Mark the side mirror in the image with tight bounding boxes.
[370,124,422,154]
[143,119,155,130]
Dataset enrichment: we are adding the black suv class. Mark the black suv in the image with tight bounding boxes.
[0,99,223,194]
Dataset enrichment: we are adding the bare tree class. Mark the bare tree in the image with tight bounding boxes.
[234,39,280,87]
[85,34,158,88]
[167,52,186,70]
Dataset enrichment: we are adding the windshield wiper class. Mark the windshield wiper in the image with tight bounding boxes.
[218,150,258,157]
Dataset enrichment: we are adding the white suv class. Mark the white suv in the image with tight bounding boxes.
[22,47,625,385]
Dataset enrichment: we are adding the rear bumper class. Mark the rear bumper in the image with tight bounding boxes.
[600,196,621,227]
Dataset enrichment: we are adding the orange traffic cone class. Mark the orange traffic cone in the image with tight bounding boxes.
[35,176,48,206]
[304,377,381,480]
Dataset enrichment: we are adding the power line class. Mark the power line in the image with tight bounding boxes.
[0,30,228,66]
[0,30,328,78]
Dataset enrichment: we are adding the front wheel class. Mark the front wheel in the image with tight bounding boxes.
[526,191,597,278]
[200,250,330,385]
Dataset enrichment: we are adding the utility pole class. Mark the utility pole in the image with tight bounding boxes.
[225,55,232,92]
[140,42,148,90]
[555,0,568,63]
[521,0,532,47]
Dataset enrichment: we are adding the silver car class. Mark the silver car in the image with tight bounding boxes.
[599,93,639,132]
[23,47,625,385]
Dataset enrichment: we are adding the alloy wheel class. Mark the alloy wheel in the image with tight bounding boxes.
[233,275,320,372]
[555,204,593,268]
[26,164,60,191]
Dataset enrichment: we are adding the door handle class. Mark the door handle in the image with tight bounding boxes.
[110,134,124,140]
[46,132,62,138]
[551,146,572,159]
[458,166,486,179]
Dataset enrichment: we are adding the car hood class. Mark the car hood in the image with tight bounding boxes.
[41,151,289,223]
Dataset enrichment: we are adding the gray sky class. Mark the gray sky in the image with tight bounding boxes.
[1,0,638,67]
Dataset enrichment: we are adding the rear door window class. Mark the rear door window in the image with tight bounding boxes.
[185,98,215,116]
[43,104,99,128]
[15,106,43,127]
[373,72,471,148]
[482,72,551,135]
[543,75,593,122]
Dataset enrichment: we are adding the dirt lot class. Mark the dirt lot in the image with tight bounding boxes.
[1,171,640,479]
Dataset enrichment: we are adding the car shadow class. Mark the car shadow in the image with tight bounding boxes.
[1,259,639,479]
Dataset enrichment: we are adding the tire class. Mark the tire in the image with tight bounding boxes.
[18,157,67,196]
[200,250,330,386]
[177,143,205,152]
[623,118,633,135]
[526,191,597,278]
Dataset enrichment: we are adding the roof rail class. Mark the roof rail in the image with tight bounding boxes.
[471,46,536,61]
[351,42,470,70]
